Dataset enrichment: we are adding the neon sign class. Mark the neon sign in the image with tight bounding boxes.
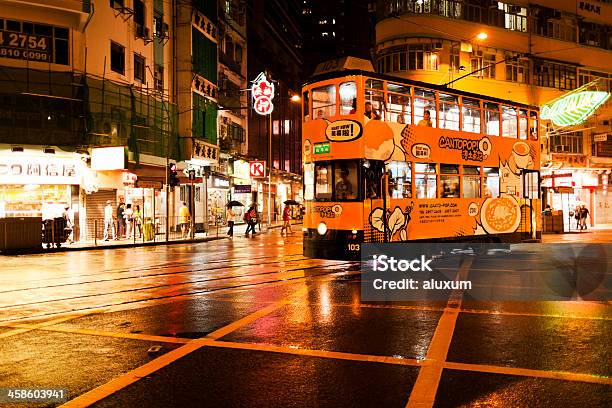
[251,72,275,115]
[541,90,610,127]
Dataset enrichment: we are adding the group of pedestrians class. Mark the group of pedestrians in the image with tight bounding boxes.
[573,204,591,230]
[103,200,143,241]
[224,203,293,238]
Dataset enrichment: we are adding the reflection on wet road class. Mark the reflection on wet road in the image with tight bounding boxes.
[0,233,610,407]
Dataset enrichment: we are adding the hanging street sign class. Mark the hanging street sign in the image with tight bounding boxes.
[541,90,610,127]
[251,72,275,116]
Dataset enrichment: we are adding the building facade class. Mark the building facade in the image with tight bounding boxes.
[0,0,224,240]
[246,0,304,222]
[375,0,612,227]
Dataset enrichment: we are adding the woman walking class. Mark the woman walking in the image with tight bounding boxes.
[124,203,134,238]
[280,205,293,236]
[244,204,257,237]
[226,205,236,237]
[134,205,143,238]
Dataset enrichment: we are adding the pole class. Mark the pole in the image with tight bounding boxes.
[268,112,272,228]
[190,177,195,239]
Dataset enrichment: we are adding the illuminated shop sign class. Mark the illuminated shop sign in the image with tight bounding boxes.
[541,91,610,127]
[251,72,275,115]
[0,156,82,185]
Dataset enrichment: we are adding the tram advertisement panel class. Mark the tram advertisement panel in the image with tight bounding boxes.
[303,117,540,242]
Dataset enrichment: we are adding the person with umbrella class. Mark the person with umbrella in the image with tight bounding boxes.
[281,200,298,236]
[226,201,242,237]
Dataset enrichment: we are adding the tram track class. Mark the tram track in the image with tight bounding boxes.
[0,253,315,295]
[0,262,360,323]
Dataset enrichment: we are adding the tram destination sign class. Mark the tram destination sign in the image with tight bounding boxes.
[0,29,52,62]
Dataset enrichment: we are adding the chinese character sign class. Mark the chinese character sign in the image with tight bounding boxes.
[251,72,275,116]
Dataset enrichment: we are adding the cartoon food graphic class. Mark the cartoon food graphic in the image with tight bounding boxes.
[364,120,395,161]
[480,196,521,234]
[508,141,533,173]
[400,125,416,154]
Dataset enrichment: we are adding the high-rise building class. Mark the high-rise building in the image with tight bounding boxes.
[301,0,375,77]
[375,0,612,226]
[246,0,303,221]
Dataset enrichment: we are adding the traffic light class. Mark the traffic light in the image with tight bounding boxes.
[168,163,179,188]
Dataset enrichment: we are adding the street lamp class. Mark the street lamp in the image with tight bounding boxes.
[448,32,488,87]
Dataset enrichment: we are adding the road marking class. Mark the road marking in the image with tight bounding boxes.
[406,258,473,408]
[58,281,318,408]
[197,339,422,367]
[4,323,191,344]
[0,311,101,339]
[8,315,607,388]
[444,361,612,385]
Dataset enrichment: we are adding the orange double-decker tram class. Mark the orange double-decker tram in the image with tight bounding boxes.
[301,70,541,260]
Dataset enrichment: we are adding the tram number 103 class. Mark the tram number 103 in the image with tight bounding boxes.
[347,244,361,252]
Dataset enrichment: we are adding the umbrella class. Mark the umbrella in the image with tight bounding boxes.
[284,199,299,206]
[227,200,244,207]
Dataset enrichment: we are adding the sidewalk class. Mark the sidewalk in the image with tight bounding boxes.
[48,220,302,252]
[542,226,612,243]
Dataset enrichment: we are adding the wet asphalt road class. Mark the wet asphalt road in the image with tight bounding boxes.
[0,232,610,408]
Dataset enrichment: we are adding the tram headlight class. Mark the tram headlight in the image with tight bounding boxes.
[351,229,358,234]
[317,222,328,236]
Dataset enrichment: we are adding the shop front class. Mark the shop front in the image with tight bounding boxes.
[207,174,230,226]
[0,145,87,237]
[541,168,602,230]
[230,160,253,222]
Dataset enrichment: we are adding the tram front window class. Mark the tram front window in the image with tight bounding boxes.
[334,161,358,200]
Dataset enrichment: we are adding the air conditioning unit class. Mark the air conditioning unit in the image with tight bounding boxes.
[136,25,151,41]
[433,42,443,50]
[473,50,484,57]
[509,5,522,14]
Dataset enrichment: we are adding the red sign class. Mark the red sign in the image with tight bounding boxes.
[251,72,275,116]
[249,161,266,178]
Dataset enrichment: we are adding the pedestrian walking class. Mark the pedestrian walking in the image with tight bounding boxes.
[134,205,143,238]
[573,205,581,230]
[244,204,257,236]
[63,205,74,244]
[280,205,293,236]
[579,204,590,230]
[226,205,236,237]
[103,200,116,241]
[179,202,190,238]
[117,201,125,238]
[124,203,134,238]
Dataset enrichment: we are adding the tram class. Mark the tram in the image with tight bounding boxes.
[301,70,541,260]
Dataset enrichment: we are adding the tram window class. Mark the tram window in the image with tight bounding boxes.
[312,85,337,119]
[415,162,437,199]
[502,105,518,138]
[304,163,314,200]
[366,79,383,90]
[303,91,310,120]
[364,160,384,199]
[462,165,481,198]
[519,109,528,140]
[483,167,500,198]
[388,93,411,124]
[440,164,459,198]
[484,102,500,136]
[462,98,481,134]
[439,94,459,131]
[365,89,385,120]
[387,83,411,95]
[530,111,539,140]
[339,82,357,115]
[388,161,412,198]
[315,163,333,200]
[334,161,358,200]
[414,99,436,127]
